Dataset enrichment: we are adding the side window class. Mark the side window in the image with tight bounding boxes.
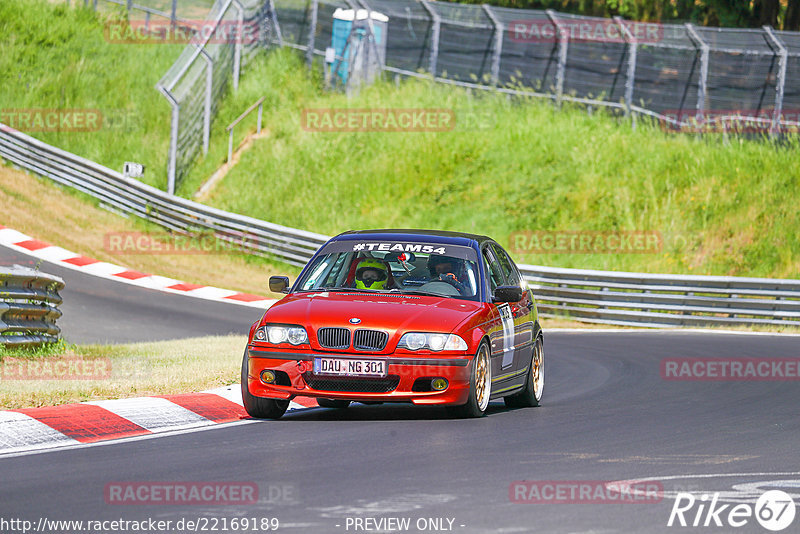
[482,247,506,292]
[491,243,522,286]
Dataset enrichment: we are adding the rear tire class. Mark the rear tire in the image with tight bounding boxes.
[447,341,492,418]
[241,350,289,419]
[317,398,351,409]
[504,336,544,408]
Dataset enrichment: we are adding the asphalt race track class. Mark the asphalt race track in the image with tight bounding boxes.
[0,243,262,343]
[2,245,799,533]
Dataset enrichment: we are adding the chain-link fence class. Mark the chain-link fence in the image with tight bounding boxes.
[67,0,275,194]
[272,0,800,135]
[66,0,218,26]
[67,0,800,195]
[155,0,275,194]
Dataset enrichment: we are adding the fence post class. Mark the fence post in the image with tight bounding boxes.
[171,0,177,31]
[198,47,214,155]
[546,10,567,107]
[232,0,244,90]
[615,16,637,119]
[157,88,180,196]
[685,23,709,124]
[763,25,787,136]
[306,0,319,66]
[268,0,283,46]
[419,0,440,76]
[482,5,504,86]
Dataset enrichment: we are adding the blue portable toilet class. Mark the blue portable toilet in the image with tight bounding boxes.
[330,8,388,86]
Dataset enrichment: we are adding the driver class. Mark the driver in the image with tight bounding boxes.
[427,255,468,295]
[354,258,389,290]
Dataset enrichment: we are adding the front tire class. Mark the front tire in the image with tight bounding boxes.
[504,336,544,408]
[241,350,289,419]
[448,341,492,418]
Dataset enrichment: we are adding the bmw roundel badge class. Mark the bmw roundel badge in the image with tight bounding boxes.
[349,317,361,324]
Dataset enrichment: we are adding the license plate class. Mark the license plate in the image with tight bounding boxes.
[313,357,387,378]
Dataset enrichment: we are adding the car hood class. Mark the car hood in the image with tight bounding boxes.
[263,291,484,352]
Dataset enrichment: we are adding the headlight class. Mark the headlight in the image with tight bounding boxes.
[256,324,309,346]
[398,333,468,352]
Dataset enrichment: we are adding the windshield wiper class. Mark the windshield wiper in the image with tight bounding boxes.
[398,289,446,297]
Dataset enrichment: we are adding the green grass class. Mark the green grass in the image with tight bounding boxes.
[184,49,800,278]
[2,2,798,278]
[0,0,184,189]
[0,335,246,409]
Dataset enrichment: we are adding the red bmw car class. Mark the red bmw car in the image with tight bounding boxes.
[241,229,544,418]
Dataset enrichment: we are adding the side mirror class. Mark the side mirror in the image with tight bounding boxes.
[269,276,290,294]
[493,285,523,303]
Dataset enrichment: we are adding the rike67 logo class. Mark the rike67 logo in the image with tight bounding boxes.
[668,490,796,531]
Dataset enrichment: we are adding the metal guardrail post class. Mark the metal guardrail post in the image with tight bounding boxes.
[226,96,267,163]
[546,10,568,107]
[763,25,787,135]
[615,16,637,119]
[482,5,504,86]
[419,0,440,76]
[157,87,180,195]
[268,0,283,46]
[170,0,177,31]
[198,47,214,155]
[685,23,709,124]
[232,0,245,91]
[306,0,319,66]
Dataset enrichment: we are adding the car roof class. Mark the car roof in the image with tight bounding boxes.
[334,229,493,247]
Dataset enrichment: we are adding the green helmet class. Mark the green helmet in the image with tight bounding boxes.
[355,259,388,290]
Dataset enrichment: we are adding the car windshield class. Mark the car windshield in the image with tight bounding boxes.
[295,240,481,301]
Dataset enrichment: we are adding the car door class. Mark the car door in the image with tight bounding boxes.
[490,242,535,373]
[481,245,518,379]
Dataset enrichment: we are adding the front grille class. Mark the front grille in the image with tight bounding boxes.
[303,374,400,393]
[353,329,388,351]
[317,327,350,349]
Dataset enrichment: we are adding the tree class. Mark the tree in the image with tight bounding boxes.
[786,0,800,31]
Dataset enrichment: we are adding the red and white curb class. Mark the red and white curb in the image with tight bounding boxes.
[0,225,277,309]
[0,388,318,455]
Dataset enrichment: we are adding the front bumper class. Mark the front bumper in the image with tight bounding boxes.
[246,347,472,405]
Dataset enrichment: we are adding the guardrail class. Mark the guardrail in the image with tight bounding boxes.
[0,266,65,348]
[521,264,800,328]
[227,96,265,162]
[0,124,327,267]
[2,123,800,328]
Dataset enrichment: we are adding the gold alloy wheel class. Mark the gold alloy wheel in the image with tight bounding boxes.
[476,344,491,411]
[532,339,544,401]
